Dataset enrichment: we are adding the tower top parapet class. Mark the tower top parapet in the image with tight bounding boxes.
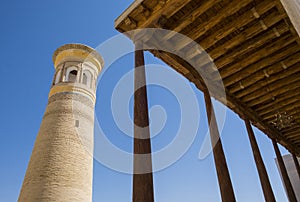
[53,43,104,72]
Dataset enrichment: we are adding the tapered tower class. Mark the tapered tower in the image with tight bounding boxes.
[19,44,103,202]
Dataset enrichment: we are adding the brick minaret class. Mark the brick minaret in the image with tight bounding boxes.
[19,44,103,201]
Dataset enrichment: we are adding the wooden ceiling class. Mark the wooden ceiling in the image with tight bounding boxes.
[115,0,300,155]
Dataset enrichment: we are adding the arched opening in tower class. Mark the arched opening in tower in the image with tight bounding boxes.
[68,70,77,82]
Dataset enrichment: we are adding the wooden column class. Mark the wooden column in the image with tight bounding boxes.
[203,90,236,202]
[292,153,300,179]
[244,120,275,202]
[272,139,297,202]
[133,41,154,202]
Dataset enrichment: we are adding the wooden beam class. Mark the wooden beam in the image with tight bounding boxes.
[287,129,300,139]
[242,69,300,103]
[282,121,300,132]
[245,80,300,107]
[137,0,192,29]
[173,0,254,51]
[272,139,297,202]
[217,34,296,79]
[258,103,299,122]
[282,125,300,134]
[292,139,300,144]
[280,111,300,124]
[258,95,300,116]
[284,133,300,141]
[257,94,300,116]
[115,0,143,29]
[133,42,154,202]
[196,13,288,75]
[208,11,286,60]
[115,0,193,31]
[196,0,277,53]
[255,88,300,113]
[245,119,276,202]
[263,100,300,120]
[214,22,289,71]
[226,43,299,90]
[230,52,300,95]
[162,0,218,40]
[286,131,300,139]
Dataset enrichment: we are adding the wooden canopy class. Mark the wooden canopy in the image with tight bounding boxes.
[115,0,300,155]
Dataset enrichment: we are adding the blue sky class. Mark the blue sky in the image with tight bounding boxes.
[0,1,291,201]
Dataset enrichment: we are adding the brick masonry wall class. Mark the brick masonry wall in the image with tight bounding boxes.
[19,92,95,202]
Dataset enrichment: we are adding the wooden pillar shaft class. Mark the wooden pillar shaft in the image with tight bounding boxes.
[272,139,297,202]
[203,90,236,202]
[245,120,275,202]
[292,153,300,179]
[133,42,154,202]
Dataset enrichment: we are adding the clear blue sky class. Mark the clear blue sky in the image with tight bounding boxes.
[0,1,290,201]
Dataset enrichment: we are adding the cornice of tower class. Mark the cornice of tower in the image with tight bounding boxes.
[49,84,96,103]
[52,43,104,72]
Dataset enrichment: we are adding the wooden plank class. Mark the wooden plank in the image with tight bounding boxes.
[262,100,300,119]
[173,0,254,51]
[137,0,192,29]
[256,88,300,114]
[266,114,299,127]
[225,43,299,90]
[288,135,300,142]
[292,139,300,144]
[203,15,289,78]
[115,0,144,29]
[245,86,300,110]
[282,125,300,134]
[246,80,300,107]
[193,0,277,54]
[242,73,300,103]
[264,99,300,118]
[215,22,290,71]
[283,132,300,141]
[283,133,300,141]
[286,130,300,139]
[217,34,296,79]
[285,110,300,120]
[229,52,300,95]
[208,12,286,61]
[162,0,218,40]
[115,0,193,31]
[282,128,300,140]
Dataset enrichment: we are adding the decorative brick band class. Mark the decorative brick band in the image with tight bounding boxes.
[43,109,94,124]
[48,92,95,109]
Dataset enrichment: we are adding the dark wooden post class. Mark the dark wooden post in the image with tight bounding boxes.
[203,90,236,202]
[244,120,275,202]
[272,139,297,202]
[292,153,300,179]
[133,41,154,202]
